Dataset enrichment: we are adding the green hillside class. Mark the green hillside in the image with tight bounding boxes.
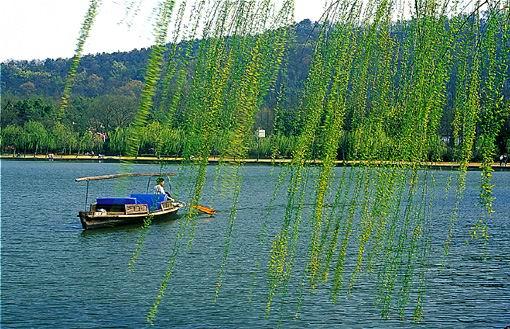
[1,19,509,158]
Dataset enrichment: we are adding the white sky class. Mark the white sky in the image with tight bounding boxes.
[0,0,328,62]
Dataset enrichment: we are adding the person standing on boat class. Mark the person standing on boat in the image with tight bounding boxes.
[155,177,174,201]
[500,154,508,166]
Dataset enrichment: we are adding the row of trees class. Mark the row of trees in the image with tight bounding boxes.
[4,117,509,160]
[1,92,509,160]
[1,122,103,155]
[1,93,140,134]
[0,120,299,158]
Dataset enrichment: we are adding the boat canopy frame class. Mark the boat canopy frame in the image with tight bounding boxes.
[76,172,176,211]
[75,172,176,182]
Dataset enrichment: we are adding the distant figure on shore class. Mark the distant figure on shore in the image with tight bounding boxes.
[500,154,508,166]
[154,177,174,201]
[47,153,54,161]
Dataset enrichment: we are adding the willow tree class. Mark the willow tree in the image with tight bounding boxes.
[60,0,509,325]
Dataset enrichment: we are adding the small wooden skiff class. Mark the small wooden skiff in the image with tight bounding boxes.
[76,172,184,230]
[78,199,184,229]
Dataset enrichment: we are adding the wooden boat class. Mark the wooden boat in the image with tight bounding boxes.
[78,198,185,229]
[76,172,185,230]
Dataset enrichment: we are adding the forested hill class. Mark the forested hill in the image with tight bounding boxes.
[1,18,509,158]
[2,18,509,122]
[1,19,316,100]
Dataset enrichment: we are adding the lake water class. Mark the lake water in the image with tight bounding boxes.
[1,160,509,328]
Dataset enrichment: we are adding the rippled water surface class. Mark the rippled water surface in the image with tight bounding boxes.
[1,160,509,328]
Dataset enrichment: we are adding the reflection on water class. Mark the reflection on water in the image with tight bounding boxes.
[1,160,509,328]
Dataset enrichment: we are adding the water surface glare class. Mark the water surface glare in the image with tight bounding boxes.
[1,160,509,328]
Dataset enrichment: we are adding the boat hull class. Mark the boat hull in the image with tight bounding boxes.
[79,207,180,229]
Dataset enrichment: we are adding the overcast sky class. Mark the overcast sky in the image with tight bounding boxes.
[0,0,328,62]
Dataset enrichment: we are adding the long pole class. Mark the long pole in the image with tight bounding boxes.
[84,181,89,211]
[146,177,151,193]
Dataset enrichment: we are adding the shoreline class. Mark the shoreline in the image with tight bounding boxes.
[2,154,509,171]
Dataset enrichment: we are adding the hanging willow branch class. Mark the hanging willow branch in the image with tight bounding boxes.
[58,0,100,120]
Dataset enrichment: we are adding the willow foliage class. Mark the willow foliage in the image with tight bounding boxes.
[60,0,510,325]
[58,0,100,119]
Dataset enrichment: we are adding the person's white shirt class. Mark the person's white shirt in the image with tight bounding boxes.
[154,184,165,194]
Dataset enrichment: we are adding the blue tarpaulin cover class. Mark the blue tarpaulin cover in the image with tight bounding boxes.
[130,194,166,211]
[96,197,137,206]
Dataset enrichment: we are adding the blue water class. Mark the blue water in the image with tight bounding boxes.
[1,160,509,328]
